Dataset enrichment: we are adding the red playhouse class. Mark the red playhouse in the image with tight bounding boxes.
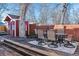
[4,14,29,37]
[4,14,20,37]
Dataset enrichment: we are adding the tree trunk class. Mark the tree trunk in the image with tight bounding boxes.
[60,3,68,24]
[19,3,29,37]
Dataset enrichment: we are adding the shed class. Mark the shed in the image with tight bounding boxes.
[4,14,20,37]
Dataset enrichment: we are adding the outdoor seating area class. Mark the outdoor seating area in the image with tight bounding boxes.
[37,25,76,47]
[28,24,79,54]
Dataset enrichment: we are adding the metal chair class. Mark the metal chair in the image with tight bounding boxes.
[37,29,46,46]
[34,29,38,38]
[64,35,75,48]
[56,29,64,34]
[47,29,58,48]
[56,29,65,46]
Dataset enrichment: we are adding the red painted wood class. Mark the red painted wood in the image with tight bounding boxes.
[16,20,19,37]
[29,24,36,35]
[25,21,29,36]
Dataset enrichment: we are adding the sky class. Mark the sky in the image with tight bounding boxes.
[1,3,20,17]
[1,3,79,24]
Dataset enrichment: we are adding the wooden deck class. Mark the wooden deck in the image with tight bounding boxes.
[3,37,59,56]
[1,35,79,56]
[0,44,21,56]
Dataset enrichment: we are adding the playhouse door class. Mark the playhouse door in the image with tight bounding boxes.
[16,20,19,37]
[12,21,15,37]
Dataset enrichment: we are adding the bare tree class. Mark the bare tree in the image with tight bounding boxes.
[50,3,70,24]
[72,9,79,24]
[38,4,49,25]
[19,3,29,37]
[49,4,63,24]
[50,9,60,24]
[26,4,37,23]
[60,3,71,24]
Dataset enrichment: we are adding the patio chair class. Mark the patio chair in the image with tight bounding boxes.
[56,29,65,46]
[34,29,38,38]
[56,29,64,34]
[37,29,46,46]
[47,29,58,48]
[64,34,75,48]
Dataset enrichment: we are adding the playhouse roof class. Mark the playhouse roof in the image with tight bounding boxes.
[8,14,20,19]
[4,14,20,21]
